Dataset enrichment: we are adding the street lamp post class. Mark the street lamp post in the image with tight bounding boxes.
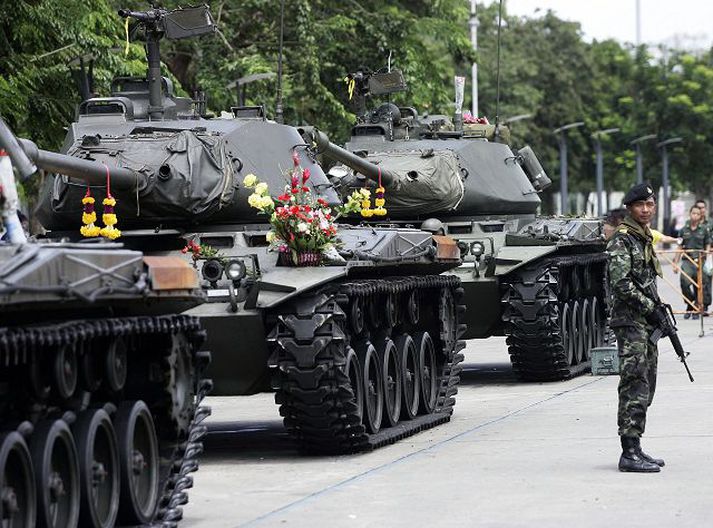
[592,128,620,216]
[658,137,683,234]
[554,122,585,215]
[630,134,657,184]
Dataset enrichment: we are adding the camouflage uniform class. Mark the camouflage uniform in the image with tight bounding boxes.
[679,220,711,312]
[607,216,662,438]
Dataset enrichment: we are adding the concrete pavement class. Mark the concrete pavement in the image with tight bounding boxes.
[182,271,713,528]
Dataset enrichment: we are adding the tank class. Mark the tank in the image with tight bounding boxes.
[29,7,467,453]
[0,119,211,526]
[303,68,610,381]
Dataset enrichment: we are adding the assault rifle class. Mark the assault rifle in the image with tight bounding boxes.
[648,304,694,382]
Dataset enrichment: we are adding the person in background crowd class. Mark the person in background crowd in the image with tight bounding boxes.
[674,204,711,319]
[693,199,711,314]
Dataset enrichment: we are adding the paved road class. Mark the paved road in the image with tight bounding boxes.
[183,271,713,528]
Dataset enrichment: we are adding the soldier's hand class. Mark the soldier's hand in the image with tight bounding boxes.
[673,265,679,274]
[647,306,673,335]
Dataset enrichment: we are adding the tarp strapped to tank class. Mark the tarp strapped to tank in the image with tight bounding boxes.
[61,129,235,220]
[367,149,465,215]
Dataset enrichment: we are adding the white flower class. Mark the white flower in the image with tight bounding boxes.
[266,231,276,242]
[243,174,258,187]
[247,193,262,208]
[297,222,309,233]
[259,196,274,209]
[255,182,269,196]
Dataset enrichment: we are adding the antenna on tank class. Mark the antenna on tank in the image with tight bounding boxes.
[275,0,286,124]
[493,0,504,142]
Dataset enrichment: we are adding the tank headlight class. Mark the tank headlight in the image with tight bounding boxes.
[457,241,469,257]
[470,242,485,257]
[201,258,224,284]
[225,258,247,282]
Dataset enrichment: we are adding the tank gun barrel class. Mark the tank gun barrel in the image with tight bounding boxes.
[0,116,137,189]
[306,128,397,188]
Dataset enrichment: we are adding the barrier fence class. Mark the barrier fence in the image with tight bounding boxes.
[656,249,709,337]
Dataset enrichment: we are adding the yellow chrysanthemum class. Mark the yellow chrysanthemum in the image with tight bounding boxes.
[102,197,116,207]
[82,196,95,205]
[361,209,374,218]
[100,226,122,240]
[374,198,385,207]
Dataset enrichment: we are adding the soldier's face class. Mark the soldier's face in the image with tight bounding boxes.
[690,207,701,222]
[696,203,706,217]
[627,198,656,225]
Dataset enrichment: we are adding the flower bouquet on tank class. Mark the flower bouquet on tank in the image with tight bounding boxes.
[243,153,365,266]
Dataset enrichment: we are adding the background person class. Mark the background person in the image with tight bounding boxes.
[693,199,711,314]
[674,205,711,319]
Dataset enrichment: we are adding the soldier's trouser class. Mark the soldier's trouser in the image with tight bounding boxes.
[680,260,699,311]
[614,323,658,437]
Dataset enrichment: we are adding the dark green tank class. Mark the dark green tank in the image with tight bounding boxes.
[0,117,211,527]
[303,68,610,381]
[28,7,467,454]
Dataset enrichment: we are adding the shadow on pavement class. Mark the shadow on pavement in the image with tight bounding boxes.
[202,420,300,461]
[459,361,519,385]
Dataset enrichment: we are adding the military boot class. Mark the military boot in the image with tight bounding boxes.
[638,439,665,467]
[618,436,660,472]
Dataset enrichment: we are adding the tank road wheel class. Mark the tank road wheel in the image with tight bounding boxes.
[80,342,102,393]
[30,420,81,528]
[395,334,420,421]
[414,332,438,415]
[349,297,365,336]
[559,303,573,367]
[343,347,364,423]
[377,338,402,428]
[590,296,603,348]
[0,432,36,528]
[104,337,128,393]
[368,296,382,329]
[405,290,420,325]
[570,300,582,366]
[115,401,159,525]
[355,341,383,434]
[580,299,591,363]
[52,345,78,400]
[28,350,51,401]
[74,409,120,528]
[164,333,197,435]
[384,293,398,328]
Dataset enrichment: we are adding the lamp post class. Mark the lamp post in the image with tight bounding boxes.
[469,0,478,117]
[592,128,620,216]
[657,137,683,234]
[554,122,585,215]
[630,134,657,184]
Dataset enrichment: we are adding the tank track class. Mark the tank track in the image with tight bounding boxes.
[0,314,211,527]
[268,275,466,454]
[502,252,610,381]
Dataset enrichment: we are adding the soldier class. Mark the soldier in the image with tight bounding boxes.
[607,183,665,472]
[674,204,711,319]
[693,199,711,314]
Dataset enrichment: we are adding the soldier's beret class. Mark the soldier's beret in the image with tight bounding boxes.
[623,182,656,205]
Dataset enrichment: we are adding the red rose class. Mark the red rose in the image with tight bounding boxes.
[317,198,327,206]
[278,193,290,202]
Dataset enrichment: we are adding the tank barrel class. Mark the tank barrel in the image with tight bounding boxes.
[308,128,396,188]
[17,138,137,190]
[0,116,37,179]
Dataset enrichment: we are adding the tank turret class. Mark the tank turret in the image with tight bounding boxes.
[34,6,339,232]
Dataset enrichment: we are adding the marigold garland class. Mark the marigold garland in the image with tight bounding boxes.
[359,168,387,217]
[80,188,101,237]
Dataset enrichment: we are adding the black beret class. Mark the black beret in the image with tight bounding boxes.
[623,182,656,205]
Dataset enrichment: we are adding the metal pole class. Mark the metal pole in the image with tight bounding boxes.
[635,143,643,184]
[560,135,568,215]
[636,0,642,46]
[470,0,478,117]
[594,138,603,216]
[275,0,285,124]
[661,145,670,231]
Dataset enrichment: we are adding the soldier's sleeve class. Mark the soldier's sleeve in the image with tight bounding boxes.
[607,235,656,316]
